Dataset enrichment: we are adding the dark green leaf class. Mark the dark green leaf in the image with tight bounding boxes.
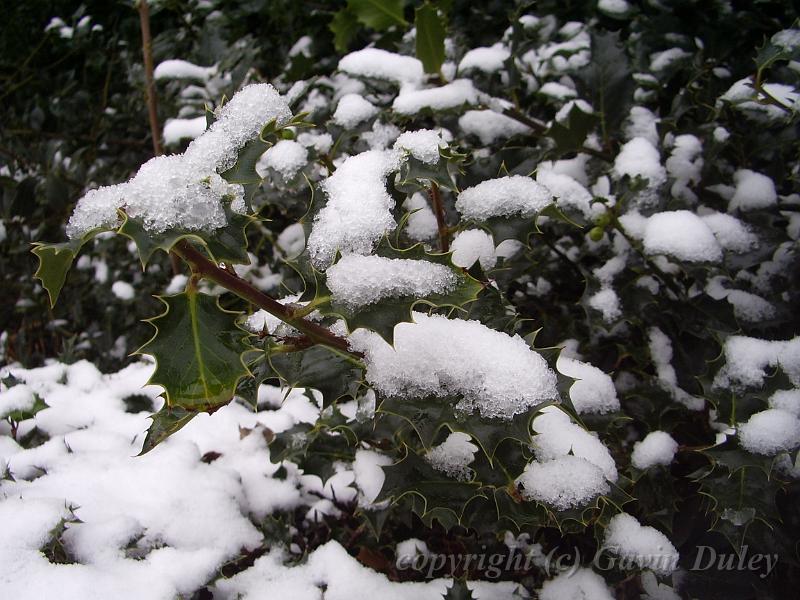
[348,0,408,31]
[415,3,446,75]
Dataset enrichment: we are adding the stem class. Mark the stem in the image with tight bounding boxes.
[171,240,359,357]
[137,0,163,157]
[428,182,449,252]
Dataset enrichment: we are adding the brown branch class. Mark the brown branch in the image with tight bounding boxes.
[428,181,449,252]
[137,0,163,157]
[171,240,359,357]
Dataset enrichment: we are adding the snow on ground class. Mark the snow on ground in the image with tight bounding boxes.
[0,360,525,599]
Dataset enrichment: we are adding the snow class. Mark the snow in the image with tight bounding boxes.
[538,567,614,600]
[275,223,306,258]
[613,137,666,191]
[0,384,36,417]
[729,169,778,211]
[714,336,800,389]
[403,193,438,242]
[297,131,334,154]
[352,449,392,506]
[425,432,478,480]
[603,513,679,575]
[257,139,308,180]
[307,149,404,269]
[699,212,758,253]
[68,84,292,238]
[393,79,481,115]
[769,389,800,416]
[393,129,447,164]
[0,360,356,599]
[631,431,678,469]
[643,210,723,263]
[598,0,631,17]
[719,78,798,121]
[456,175,552,221]
[338,48,424,87]
[450,229,496,270]
[332,93,379,128]
[348,313,558,420]
[325,254,458,309]
[516,455,610,510]
[648,327,704,410]
[154,59,216,81]
[163,116,207,145]
[556,355,620,414]
[538,82,577,100]
[554,99,593,123]
[111,281,135,300]
[395,539,430,566]
[535,169,593,218]
[650,48,691,72]
[458,45,510,74]
[588,288,622,323]
[738,408,800,455]
[665,134,703,202]
[624,107,659,146]
[531,408,618,481]
[458,110,531,144]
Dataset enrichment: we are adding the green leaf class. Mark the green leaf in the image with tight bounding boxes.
[442,579,475,600]
[546,103,599,156]
[266,344,363,407]
[347,0,407,31]
[755,25,800,77]
[137,290,250,412]
[319,241,484,343]
[32,230,103,307]
[221,136,270,213]
[396,147,466,193]
[330,8,360,53]
[574,31,634,136]
[138,406,198,455]
[118,203,252,268]
[415,3,446,75]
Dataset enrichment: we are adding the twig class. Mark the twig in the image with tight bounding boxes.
[137,0,163,157]
[428,182,450,252]
[171,240,360,358]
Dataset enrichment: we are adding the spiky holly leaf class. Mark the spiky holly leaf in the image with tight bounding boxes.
[378,395,552,463]
[330,7,359,53]
[574,31,634,134]
[318,241,484,343]
[376,447,486,527]
[415,3,446,75]
[32,228,105,307]
[137,290,250,450]
[138,406,198,455]
[347,0,408,31]
[481,201,578,245]
[546,103,598,156]
[441,579,475,600]
[266,343,363,407]
[396,147,466,193]
[755,24,800,78]
[118,203,253,268]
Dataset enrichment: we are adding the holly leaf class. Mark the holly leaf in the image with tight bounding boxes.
[119,203,252,268]
[574,31,634,135]
[348,0,408,31]
[266,343,363,407]
[330,7,360,53]
[546,103,598,156]
[138,406,198,455]
[755,25,800,77]
[415,3,446,75]
[137,290,250,413]
[441,579,475,600]
[32,229,105,307]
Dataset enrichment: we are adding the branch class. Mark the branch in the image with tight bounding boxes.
[428,181,449,252]
[171,240,359,358]
[501,107,613,162]
[137,0,163,157]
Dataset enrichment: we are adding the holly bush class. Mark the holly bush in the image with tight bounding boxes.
[17,0,800,598]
